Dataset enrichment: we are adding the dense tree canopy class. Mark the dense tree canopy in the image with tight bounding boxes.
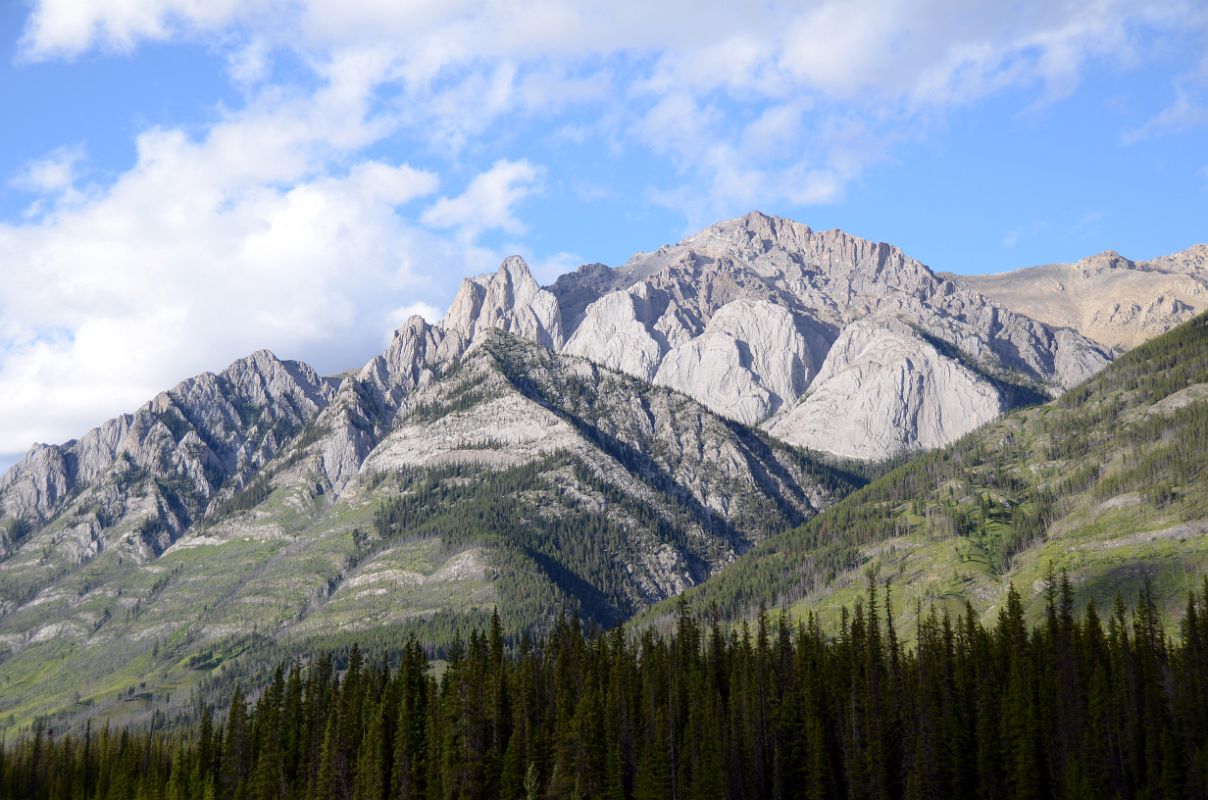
[5,574,1208,800]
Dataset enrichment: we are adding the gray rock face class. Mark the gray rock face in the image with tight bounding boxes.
[548,262,620,331]
[946,244,1208,351]
[0,350,336,557]
[652,298,823,423]
[550,212,1111,457]
[562,283,679,381]
[0,211,1127,571]
[353,332,849,606]
[332,214,1112,462]
[0,329,861,737]
[763,316,1008,459]
[444,255,564,351]
[304,315,468,492]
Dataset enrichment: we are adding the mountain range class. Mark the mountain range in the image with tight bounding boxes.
[0,211,1204,735]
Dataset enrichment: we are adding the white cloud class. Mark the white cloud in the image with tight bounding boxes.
[19,0,1206,221]
[19,0,262,60]
[227,37,272,86]
[422,160,544,241]
[11,144,86,194]
[23,2,1195,107]
[0,69,519,454]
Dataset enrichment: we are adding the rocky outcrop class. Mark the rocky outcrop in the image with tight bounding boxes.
[282,311,483,494]
[946,244,1208,351]
[359,332,851,601]
[297,214,1113,468]
[562,283,684,381]
[339,213,1114,462]
[652,298,826,423]
[444,255,564,351]
[548,262,621,331]
[763,316,1008,459]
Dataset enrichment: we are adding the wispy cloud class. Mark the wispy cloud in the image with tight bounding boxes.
[1124,85,1208,143]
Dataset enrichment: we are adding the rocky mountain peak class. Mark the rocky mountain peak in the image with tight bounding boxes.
[1149,243,1208,274]
[559,212,1110,457]
[444,255,564,351]
[1076,250,1137,276]
[687,210,814,252]
[0,212,1126,540]
[625,211,939,299]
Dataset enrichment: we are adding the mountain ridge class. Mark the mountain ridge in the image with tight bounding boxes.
[945,242,1208,351]
[453,211,1111,459]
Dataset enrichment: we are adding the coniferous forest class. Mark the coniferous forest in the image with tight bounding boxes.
[4,576,1208,800]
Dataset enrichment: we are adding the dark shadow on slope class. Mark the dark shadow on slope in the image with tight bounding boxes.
[524,548,625,628]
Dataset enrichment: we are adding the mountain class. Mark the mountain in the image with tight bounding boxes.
[0,331,857,734]
[502,212,1110,459]
[0,352,337,612]
[945,244,1208,352]
[647,310,1208,636]
[0,211,1183,736]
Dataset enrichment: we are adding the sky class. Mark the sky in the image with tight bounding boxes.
[0,0,1206,467]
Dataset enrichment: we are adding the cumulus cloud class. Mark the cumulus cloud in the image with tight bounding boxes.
[0,68,519,454]
[422,160,544,241]
[18,0,1206,217]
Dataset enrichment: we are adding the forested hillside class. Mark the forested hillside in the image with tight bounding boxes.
[648,311,1208,633]
[4,578,1208,800]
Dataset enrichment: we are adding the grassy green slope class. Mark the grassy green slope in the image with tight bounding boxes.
[645,312,1208,635]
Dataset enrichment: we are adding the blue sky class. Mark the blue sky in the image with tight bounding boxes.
[0,0,1206,464]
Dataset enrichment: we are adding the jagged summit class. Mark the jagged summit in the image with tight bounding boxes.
[0,349,337,590]
[444,254,564,350]
[0,323,859,731]
[544,212,1111,458]
[0,209,1156,520]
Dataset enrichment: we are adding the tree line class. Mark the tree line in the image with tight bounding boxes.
[4,574,1208,800]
